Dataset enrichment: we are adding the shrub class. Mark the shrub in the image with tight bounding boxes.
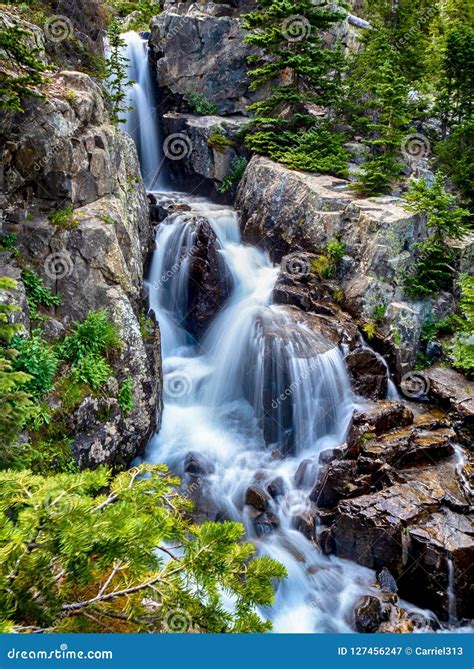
[61,310,121,364]
[118,377,134,413]
[10,332,58,398]
[185,92,218,115]
[71,353,113,391]
[208,128,233,152]
[22,269,61,320]
[217,157,248,193]
[0,465,286,633]
[450,274,474,375]
[48,205,78,230]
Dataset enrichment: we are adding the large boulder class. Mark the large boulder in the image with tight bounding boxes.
[346,347,388,399]
[426,366,474,420]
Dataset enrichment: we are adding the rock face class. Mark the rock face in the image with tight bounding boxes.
[149,4,261,115]
[311,404,474,620]
[346,347,388,399]
[161,112,247,190]
[1,69,162,469]
[426,366,474,420]
[236,156,469,377]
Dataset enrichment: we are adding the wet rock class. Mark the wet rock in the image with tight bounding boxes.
[346,347,388,400]
[354,595,389,633]
[245,485,270,511]
[310,460,370,508]
[184,217,232,337]
[361,426,455,468]
[294,511,317,541]
[184,451,215,476]
[377,567,398,594]
[294,458,315,488]
[426,366,474,420]
[353,400,414,434]
[254,511,279,535]
[267,476,286,499]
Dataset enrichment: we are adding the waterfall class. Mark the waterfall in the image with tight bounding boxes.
[119,34,452,633]
[119,32,165,190]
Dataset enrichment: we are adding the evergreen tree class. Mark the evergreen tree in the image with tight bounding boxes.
[347,29,411,195]
[105,19,131,125]
[0,465,286,633]
[242,0,348,176]
[403,174,471,297]
[0,25,49,112]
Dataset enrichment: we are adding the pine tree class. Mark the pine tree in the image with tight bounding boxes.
[0,465,286,633]
[242,0,348,176]
[0,26,49,112]
[347,29,411,195]
[105,19,131,126]
[403,173,471,297]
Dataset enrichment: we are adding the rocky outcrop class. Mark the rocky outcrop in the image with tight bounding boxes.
[236,156,468,377]
[161,112,247,191]
[1,69,162,469]
[426,366,474,421]
[346,347,388,400]
[149,4,261,115]
[310,404,473,620]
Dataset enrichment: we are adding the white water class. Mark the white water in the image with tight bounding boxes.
[119,32,165,190]
[144,197,377,631]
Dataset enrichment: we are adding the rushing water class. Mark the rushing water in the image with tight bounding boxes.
[119,33,463,633]
[120,32,165,190]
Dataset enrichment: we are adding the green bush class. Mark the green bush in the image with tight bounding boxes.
[61,310,121,364]
[10,332,58,398]
[71,353,113,391]
[22,269,61,320]
[450,274,474,375]
[185,92,218,115]
[217,157,248,193]
[118,377,134,413]
[208,129,233,152]
[48,205,78,230]
[436,118,474,204]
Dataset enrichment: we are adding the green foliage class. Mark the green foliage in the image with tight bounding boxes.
[347,30,411,195]
[436,23,474,135]
[373,304,387,323]
[436,118,474,203]
[217,157,248,193]
[0,233,18,256]
[22,269,61,321]
[0,25,49,112]
[0,465,286,632]
[108,0,159,30]
[362,321,377,340]
[450,274,474,375]
[10,332,58,398]
[312,239,345,278]
[60,311,121,365]
[208,128,233,152]
[403,174,471,297]
[243,0,345,176]
[104,19,131,125]
[185,92,218,116]
[118,377,134,413]
[0,277,22,344]
[48,205,78,230]
[71,354,112,391]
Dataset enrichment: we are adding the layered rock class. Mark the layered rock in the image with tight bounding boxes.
[1,69,162,469]
[236,156,470,377]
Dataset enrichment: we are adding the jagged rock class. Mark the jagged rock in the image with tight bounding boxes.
[294,510,318,541]
[310,460,370,508]
[161,112,246,188]
[346,347,388,399]
[184,451,215,475]
[267,476,286,499]
[245,485,270,511]
[426,366,474,420]
[327,455,472,618]
[353,400,414,434]
[149,5,261,115]
[377,567,398,594]
[354,595,389,633]
[39,318,66,342]
[254,511,279,535]
[360,425,455,468]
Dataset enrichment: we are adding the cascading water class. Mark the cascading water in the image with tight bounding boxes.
[119,32,165,190]
[119,33,455,633]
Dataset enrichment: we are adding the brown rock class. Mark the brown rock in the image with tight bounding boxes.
[245,485,270,511]
[346,347,388,400]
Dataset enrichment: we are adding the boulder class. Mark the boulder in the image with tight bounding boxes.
[353,400,414,434]
[426,366,474,420]
[354,595,389,633]
[245,485,270,511]
[346,347,388,399]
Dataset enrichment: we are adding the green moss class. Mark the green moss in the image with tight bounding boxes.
[208,129,233,152]
[48,205,79,230]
